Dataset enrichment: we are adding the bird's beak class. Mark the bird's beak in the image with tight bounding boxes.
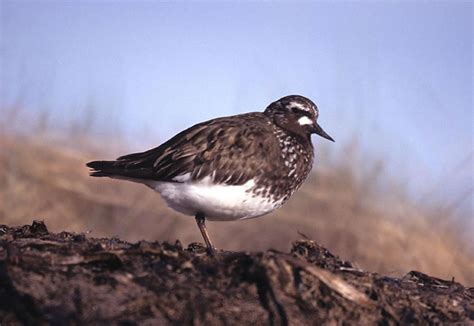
[312,122,334,142]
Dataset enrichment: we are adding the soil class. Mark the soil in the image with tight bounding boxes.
[0,221,473,325]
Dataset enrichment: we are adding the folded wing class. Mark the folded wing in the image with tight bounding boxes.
[86,113,280,185]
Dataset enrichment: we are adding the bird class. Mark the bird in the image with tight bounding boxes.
[86,95,334,254]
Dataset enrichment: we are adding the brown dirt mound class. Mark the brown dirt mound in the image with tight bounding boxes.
[0,221,472,325]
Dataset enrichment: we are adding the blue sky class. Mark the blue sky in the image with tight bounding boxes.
[1,1,472,213]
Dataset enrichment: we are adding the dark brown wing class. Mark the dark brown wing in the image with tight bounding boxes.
[87,112,282,185]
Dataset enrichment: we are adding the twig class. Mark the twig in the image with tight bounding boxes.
[284,256,375,308]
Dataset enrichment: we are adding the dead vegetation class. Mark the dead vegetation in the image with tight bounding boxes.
[1,133,473,286]
[0,221,472,325]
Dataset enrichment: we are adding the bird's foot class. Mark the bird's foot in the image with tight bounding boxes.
[187,242,217,256]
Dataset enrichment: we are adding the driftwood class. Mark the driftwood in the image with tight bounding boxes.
[0,221,472,325]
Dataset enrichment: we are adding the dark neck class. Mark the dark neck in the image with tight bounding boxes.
[274,124,314,156]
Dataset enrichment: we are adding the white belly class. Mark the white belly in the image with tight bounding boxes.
[148,178,283,221]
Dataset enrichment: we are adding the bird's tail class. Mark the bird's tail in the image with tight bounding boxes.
[86,160,121,177]
[86,160,156,180]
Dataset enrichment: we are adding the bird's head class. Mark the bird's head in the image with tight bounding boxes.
[264,95,334,142]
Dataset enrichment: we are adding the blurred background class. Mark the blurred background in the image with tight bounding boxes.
[1,1,473,284]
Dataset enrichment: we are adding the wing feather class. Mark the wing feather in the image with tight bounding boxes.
[88,112,282,185]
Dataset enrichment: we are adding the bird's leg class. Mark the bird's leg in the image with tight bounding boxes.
[195,212,216,255]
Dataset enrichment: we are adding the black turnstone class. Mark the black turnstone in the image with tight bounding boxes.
[87,95,334,254]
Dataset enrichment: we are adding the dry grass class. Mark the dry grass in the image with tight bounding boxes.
[1,133,473,285]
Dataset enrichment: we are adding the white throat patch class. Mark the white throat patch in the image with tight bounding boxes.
[297,116,313,126]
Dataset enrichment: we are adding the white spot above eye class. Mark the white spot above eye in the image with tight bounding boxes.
[297,116,313,126]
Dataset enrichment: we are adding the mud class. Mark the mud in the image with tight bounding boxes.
[0,221,472,325]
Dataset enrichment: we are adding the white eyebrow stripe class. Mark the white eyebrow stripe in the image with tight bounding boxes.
[297,116,313,126]
[289,102,310,111]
